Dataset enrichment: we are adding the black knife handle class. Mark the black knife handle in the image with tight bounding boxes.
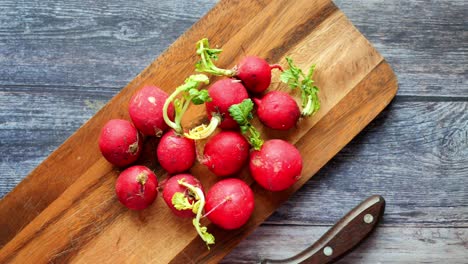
[260,195,385,264]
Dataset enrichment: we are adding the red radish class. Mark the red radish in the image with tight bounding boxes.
[202,131,249,176]
[129,85,174,137]
[206,79,249,129]
[184,79,249,140]
[98,119,142,167]
[115,165,158,210]
[229,99,303,191]
[195,38,282,93]
[205,178,255,230]
[253,91,300,130]
[236,56,282,93]
[250,139,302,191]
[162,174,204,218]
[157,130,196,174]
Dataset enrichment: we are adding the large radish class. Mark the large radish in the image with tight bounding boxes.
[98,119,142,167]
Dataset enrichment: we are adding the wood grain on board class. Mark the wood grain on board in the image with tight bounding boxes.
[0,0,267,246]
[0,0,398,262]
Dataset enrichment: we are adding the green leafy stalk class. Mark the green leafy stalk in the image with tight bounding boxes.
[163,74,211,134]
[195,38,235,76]
[228,99,264,150]
[171,178,215,248]
[280,57,320,117]
[184,114,222,140]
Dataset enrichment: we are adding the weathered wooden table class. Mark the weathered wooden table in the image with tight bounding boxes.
[0,0,466,262]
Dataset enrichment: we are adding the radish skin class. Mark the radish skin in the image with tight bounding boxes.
[98,119,142,167]
[202,131,250,176]
[207,79,249,129]
[129,85,174,137]
[205,178,254,230]
[236,56,282,93]
[249,139,303,191]
[254,91,300,130]
[157,130,196,174]
[115,165,158,210]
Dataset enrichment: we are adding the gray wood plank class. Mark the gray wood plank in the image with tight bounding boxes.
[0,0,217,88]
[268,100,468,227]
[222,225,468,263]
[0,0,466,96]
[334,0,468,97]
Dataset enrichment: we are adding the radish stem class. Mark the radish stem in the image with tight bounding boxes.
[280,57,320,117]
[172,178,215,248]
[184,114,222,140]
[195,38,235,76]
[163,74,210,134]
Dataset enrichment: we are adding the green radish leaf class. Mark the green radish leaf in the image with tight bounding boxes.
[193,219,215,247]
[172,192,193,211]
[280,57,320,117]
[180,74,210,92]
[189,89,212,105]
[280,57,302,89]
[229,99,264,150]
[228,99,254,126]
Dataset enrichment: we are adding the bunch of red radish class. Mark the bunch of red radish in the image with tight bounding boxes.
[98,38,320,248]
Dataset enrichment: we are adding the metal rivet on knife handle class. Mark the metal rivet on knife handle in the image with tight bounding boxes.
[364,213,374,224]
[323,246,333,256]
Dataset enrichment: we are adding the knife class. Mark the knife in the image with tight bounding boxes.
[259,195,385,264]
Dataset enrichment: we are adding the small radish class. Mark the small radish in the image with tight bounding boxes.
[205,178,255,230]
[171,177,215,248]
[229,99,303,191]
[160,74,210,173]
[206,79,249,129]
[253,91,300,130]
[184,78,249,140]
[115,165,158,210]
[195,38,282,93]
[157,130,196,174]
[249,139,302,191]
[236,56,282,93]
[202,131,250,177]
[280,57,320,117]
[98,119,142,167]
[162,174,204,218]
[129,85,174,137]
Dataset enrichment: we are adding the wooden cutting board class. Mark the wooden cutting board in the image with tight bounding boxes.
[0,0,397,262]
